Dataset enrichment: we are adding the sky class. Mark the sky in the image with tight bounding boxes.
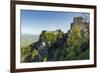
[20,10,89,35]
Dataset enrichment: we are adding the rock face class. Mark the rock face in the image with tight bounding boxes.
[70,16,89,52]
[37,29,65,61]
[21,16,90,62]
[71,16,89,32]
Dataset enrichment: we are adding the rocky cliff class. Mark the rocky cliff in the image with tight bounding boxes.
[21,16,89,62]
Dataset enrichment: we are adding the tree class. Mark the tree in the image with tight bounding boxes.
[66,25,82,60]
[67,25,81,46]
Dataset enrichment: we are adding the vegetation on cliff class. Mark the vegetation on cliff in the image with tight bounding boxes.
[21,16,89,62]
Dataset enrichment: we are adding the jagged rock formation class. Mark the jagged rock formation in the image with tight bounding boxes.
[71,16,89,30]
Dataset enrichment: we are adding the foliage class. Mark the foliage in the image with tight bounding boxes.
[40,30,64,43]
[43,55,48,62]
[31,49,38,59]
[21,16,90,62]
[67,25,82,46]
[21,46,31,62]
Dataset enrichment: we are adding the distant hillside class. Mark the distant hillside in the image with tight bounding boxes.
[21,34,39,47]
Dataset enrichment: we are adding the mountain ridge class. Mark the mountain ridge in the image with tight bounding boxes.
[21,16,89,62]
